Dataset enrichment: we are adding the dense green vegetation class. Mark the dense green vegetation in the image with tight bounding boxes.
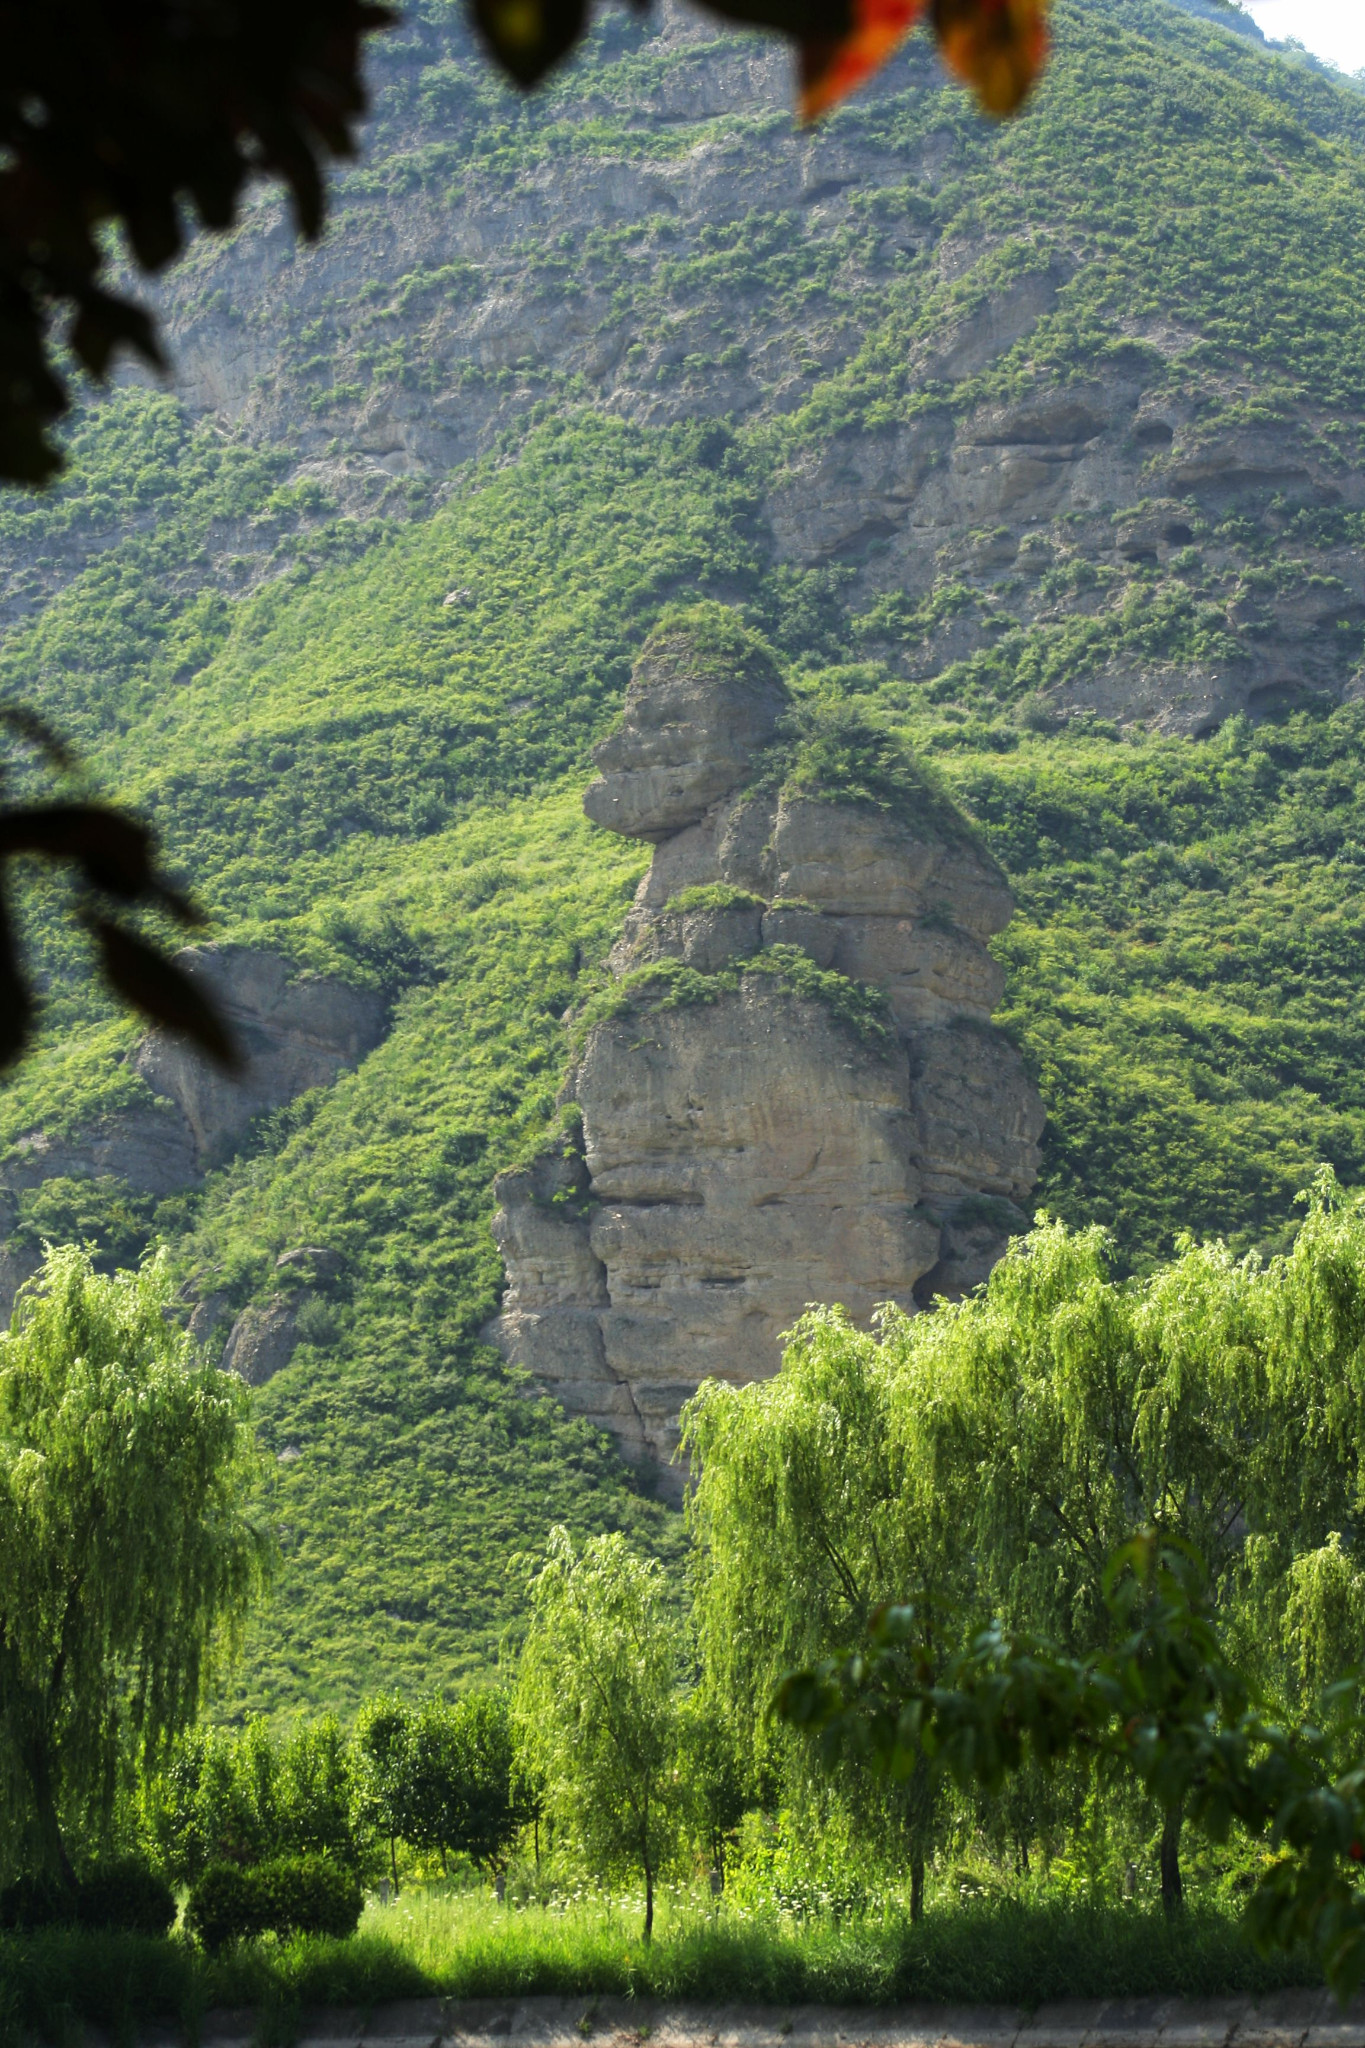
[0,1894,1318,2040]
[15,1201,1365,1999]
[5,0,1365,1717]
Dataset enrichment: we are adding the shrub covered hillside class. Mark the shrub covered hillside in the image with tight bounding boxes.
[3,0,1365,1713]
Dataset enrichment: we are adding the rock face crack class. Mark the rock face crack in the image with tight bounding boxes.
[486,617,1046,1498]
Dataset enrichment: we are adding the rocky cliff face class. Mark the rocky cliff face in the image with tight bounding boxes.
[488,620,1044,1488]
[0,948,385,1347]
[6,4,1358,740]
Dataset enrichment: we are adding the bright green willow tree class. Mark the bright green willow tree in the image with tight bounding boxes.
[899,1173,1365,1901]
[695,1171,1365,1912]
[682,1319,979,1918]
[513,1529,684,1941]
[0,1246,271,1884]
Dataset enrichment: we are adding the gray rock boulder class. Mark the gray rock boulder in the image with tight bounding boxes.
[188,1290,233,1346]
[275,1245,345,1288]
[0,947,386,1318]
[134,946,387,1163]
[3,1103,197,1202]
[221,1297,299,1388]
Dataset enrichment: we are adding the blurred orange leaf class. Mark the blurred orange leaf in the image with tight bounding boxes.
[932,0,1049,116]
[800,0,924,121]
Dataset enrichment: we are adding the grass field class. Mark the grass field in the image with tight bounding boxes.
[0,1891,1319,2045]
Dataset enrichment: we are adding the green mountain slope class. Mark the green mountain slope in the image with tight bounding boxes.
[5,0,1365,1712]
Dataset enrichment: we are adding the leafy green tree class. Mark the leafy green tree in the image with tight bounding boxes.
[742,1174,1365,1910]
[139,1725,245,1886]
[277,1716,363,1871]
[513,1749,549,1872]
[678,1691,748,1887]
[450,1691,525,1876]
[352,1693,410,1893]
[0,1246,270,1886]
[143,1713,362,1882]
[514,1529,684,1941]
[883,1176,1365,1902]
[682,1313,978,1917]
[397,1696,464,1874]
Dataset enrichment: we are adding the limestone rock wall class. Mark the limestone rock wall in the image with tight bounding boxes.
[488,623,1045,1490]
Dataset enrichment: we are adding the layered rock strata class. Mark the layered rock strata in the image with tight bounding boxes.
[488,624,1045,1491]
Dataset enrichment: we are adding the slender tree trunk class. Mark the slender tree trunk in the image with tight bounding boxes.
[534,1815,540,1871]
[390,1832,400,1896]
[908,1754,931,1922]
[643,1852,654,1945]
[1016,1836,1031,1879]
[27,1736,77,1892]
[1160,1807,1183,1915]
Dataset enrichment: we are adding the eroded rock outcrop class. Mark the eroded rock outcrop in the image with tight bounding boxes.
[0,948,385,1325]
[488,619,1045,1491]
[763,371,1365,738]
[134,946,387,1165]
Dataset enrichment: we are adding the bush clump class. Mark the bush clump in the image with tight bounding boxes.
[255,1855,364,1940]
[186,1855,362,1952]
[77,1858,177,1937]
[0,1870,75,1934]
[0,1859,175,1938]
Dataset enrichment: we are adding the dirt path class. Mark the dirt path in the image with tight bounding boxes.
[120,1991,1365,2048]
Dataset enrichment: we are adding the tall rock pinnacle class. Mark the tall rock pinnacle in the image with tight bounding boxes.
[488,609,1045,1495]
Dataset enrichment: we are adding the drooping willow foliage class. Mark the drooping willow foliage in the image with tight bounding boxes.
[0,1248,272,1883]
[684,1171,1365,1912]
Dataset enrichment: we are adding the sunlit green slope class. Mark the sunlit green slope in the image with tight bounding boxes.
[4,0,1365,1711]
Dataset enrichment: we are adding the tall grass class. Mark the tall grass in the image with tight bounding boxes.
[0,1890,1319,2045]
[364,1888,1317,2006]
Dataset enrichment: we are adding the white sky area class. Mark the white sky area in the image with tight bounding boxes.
[1242,0,1365,75]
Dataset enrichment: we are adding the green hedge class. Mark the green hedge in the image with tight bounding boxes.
[0,1859,175,1939]
[185,1856,363,1952]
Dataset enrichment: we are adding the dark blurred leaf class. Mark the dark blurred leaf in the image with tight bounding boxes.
[0,707,78,776]
[68,289,164,382]
[0,0,395,482]
[0,881,33,1071]
[796,0,922,120]
[0,803,156,891]
[700,0,850,38]
[469,0,587,87]
[0,802,201,922]
[92,922,240,1073]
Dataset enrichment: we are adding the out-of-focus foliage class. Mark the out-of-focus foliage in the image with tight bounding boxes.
[0,1,392,483]
[779,1536,1365,2000]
